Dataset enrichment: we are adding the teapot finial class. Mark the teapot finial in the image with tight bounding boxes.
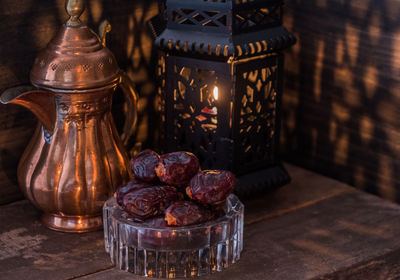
[65,0,85,27]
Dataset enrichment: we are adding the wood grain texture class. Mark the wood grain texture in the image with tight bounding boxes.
[76,190,400,280]
[1,164,400,280]
[244,163,354,225]
[281,0,400,202]
[315,249,400,280]
[0,200,111,280]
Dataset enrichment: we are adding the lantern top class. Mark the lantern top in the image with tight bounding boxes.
[155,0,296,57]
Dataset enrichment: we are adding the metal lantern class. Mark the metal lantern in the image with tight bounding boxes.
[154,0,296,195]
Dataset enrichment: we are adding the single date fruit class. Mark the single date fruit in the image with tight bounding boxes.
[122,186,183,220]
[165,201,208,226]
[116,180,151,206]
[155,151,200,186]
[187,170,236,205]
[130,149,160,182]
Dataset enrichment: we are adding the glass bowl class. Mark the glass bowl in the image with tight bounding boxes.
[103,194,244,278]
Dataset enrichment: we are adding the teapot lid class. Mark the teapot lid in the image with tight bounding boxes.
[30,0,120,90]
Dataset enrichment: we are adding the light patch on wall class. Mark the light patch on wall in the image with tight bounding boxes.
[377,100,398,124]
[360,115,373,144]
[283,11,293,30]
[345,22,360,66]
[329,120,337,143]
[313,40,324,102]
[334,132,349,166]
[336,39,344,65]
[126,16,134,58]
[353,165,366,190]
[385,126,400,156]
[90,0,103,23]
[363,65,378,99]
[344,87,361,107]
[126,35,134,58]
[133,47,141,69]
[141,82,156,97]
[129,14,135,31]
[127,68,148,84]
[134,6,145,22]
[378,156,396,201]
[140,35,153,63]
[392,31,400,75]
[291,33,301,56]
[332,102,350,122]
[282,90,299,106]
[334,66,360,107]
[137,97,147,113]
[334,66,352,89]
[368,11,381,46]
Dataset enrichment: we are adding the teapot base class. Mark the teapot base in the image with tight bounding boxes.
[41,213,103,233]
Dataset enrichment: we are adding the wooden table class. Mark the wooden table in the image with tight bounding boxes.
[1,163,400,280]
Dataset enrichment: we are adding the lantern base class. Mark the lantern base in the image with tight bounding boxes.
[235,163,290,197]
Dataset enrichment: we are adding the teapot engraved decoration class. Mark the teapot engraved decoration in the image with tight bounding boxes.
[0,0,138,232]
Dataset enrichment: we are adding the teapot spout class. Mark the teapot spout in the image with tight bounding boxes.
[0,86,56,133]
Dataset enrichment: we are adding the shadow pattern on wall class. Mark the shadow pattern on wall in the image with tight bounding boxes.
[281,0,400,201]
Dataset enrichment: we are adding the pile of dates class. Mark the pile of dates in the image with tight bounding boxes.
[116,150,236,227]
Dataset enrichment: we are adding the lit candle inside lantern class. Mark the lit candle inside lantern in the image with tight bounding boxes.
[213,86,218,100]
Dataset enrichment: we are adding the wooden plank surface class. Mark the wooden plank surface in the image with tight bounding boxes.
[1,163,399,280]
[78,191,400,280]
[0,200,111,280]
[243,164,353,225]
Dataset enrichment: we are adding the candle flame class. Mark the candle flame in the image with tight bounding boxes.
[213,86,218,100]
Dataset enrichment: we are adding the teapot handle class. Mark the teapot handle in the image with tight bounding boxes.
[118,71,138,146]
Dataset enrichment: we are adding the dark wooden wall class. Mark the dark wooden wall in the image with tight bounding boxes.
[281,0,400,201]
[0,0,399,205]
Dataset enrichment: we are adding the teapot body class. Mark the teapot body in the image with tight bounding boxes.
[18,85,131,232]
[0,0,139,232]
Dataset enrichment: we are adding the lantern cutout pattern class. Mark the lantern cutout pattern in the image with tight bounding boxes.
[154,0,296,195]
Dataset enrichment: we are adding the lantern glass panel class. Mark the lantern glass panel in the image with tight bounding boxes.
[165,56,233,170]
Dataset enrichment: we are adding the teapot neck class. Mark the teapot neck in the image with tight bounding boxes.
[53,87,115,119]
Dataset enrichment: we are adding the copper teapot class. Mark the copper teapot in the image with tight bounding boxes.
[0,0,137,232]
